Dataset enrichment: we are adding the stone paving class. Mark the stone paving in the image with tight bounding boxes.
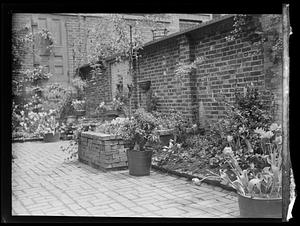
[12,141,240,218]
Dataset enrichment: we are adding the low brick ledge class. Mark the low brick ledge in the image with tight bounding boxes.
[151,164,237,193]
[80,131,122,140]
[12,137,44,143]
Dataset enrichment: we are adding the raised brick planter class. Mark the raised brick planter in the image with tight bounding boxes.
[78,131,128,170]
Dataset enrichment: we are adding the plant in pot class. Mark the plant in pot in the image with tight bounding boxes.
[120,108,160,176]
[37,109,63,142]
[193,122,282,218]
[71,99,86,117]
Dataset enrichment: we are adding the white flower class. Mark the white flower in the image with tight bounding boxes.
[192,178,200,184]
[254,127,265,136]
[262,131,274,139]
[275,135,282,144]
[269,123,281,132]
[227,135,233,142]
[223,146,233,156]
[239,125,246,133]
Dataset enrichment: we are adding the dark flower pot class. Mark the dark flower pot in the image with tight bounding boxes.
[139,81,151,91]
[238,193,282,218]
[43,132,60,143]
[127,149,153,176]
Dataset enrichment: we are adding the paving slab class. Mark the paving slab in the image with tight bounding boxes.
[12,141,239,218]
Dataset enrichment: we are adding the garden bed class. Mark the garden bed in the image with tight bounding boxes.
[157,129,174,146]
[151,163,236,192]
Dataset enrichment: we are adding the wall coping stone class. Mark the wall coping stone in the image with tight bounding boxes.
[81,131,122,140]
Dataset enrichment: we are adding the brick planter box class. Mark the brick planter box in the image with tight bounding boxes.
[78,131,128,170]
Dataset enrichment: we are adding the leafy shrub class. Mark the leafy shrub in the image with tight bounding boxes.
[194,123,282,198]
[95,117,130,135]
[206,84,275,167]
[120,108,159,151]
[152,110,189,144]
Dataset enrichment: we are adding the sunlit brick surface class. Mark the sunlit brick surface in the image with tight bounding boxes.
[12,141,239,217]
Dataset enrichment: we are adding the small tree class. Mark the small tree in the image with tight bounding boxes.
[72,14,169,78]
[226,14,283,65]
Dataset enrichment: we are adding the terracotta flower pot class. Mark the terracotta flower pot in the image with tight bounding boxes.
[127,149,153,176]
[43,132,60,143]
[237,193,282,218]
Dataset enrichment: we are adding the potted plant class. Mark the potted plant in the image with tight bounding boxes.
[138,81,151,92]
[193,123,282,218]
[120,108,159,176]
[71,99,86,116]
[37,109,62,142]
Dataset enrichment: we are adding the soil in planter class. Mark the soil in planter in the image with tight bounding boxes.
[152,153,220,177]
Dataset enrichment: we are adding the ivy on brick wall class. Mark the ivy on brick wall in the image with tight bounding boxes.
[225,14,283,65]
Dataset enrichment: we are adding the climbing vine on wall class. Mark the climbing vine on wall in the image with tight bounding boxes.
[225,14,283,65]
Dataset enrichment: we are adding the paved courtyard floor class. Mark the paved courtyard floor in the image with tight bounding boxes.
[12,141,239,218]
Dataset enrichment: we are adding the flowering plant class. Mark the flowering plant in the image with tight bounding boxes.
[95,117,130,135]
[36,109,62,135]
[71,99,86,111]
[37,28,55,50]
[193,123,282,199]
[98,97,125,113]
[23,65,52,85]
[19,110,44,137]
[71,77,87,98]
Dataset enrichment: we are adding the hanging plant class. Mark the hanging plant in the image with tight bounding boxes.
[37,28,55,52]
[174,56,206,87]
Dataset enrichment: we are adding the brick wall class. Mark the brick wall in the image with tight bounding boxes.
[84,69,112,117]
[134,15,283,125]
[78,132,128,170]
[261,15,283,123]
